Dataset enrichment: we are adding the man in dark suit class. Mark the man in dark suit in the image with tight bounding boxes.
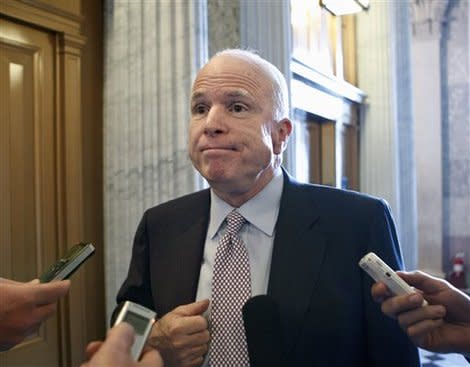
[115,49,420,366]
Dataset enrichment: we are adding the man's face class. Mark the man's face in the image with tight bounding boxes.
[189,55,286,196]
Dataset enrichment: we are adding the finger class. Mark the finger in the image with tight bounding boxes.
[34,280,71,305]
[397,304,446,330]
[105,322,135,350]
[173,329,210,349]
[184,342,209,358]
[184,355,205,367]
[90,324,135,363]
[34,303,58,323]
[381,293,424,318]
[0,277,23,285]
[397,271,447,294]
[406,318,445,339]
[162,316,209,342]
[371,282,392,303]
[85,341,103,360]
[174,299,210,317]
[157,313,208,338]
[182,314,209,334]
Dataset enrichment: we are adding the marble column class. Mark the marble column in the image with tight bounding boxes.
[410,0,448,276]
[394,2,418,270]
[208,0,240,57]
[356,1,418,269]
[103,1,208,318]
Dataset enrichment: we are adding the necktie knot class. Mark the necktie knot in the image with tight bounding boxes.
[225,210,246,236]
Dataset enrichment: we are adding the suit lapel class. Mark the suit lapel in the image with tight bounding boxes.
[154,190,210,314]
[268,171,327,354]
[172,216,209,302]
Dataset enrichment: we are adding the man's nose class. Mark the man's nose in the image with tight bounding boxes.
[204,106,227,136]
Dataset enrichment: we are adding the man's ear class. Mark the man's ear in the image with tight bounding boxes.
[272,118,293,154]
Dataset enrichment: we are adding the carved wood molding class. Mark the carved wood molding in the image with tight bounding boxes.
[0,0,82,35]
[59,32,86,57]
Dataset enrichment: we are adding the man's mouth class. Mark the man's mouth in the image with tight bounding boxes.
[201,145,238,152]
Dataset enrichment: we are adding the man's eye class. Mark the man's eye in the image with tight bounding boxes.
[193,104,208,115]
[230,103,248,113]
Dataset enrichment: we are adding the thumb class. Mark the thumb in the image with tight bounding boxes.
[85,341,104,360]
[175,299,210,317]
[35,280,71,305]
[398,271,445,294]
[104,322,135,351]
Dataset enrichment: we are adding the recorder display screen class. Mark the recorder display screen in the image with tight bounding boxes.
[124,312,149,335]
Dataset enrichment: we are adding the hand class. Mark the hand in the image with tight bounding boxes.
[0,278,70,351]
[371,270,470,354]
[148,299,210,367]
[82,322,163,367]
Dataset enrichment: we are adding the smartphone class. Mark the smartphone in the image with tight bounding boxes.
[113,301,156,360]
[359,252,427,306]
[39,242,95,283]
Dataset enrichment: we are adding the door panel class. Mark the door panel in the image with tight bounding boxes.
[305,118,336,186]
[0,17,61,367]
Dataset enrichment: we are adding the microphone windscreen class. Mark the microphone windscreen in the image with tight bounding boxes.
[242,295,283,367]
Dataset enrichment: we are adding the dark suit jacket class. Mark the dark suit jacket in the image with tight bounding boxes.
[115,170,420,366]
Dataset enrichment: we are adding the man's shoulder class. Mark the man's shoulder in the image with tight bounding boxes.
[133,189,210,235]
[286,177,387,208]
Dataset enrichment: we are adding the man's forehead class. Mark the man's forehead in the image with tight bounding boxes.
[202,53,261,74]
[193,55,270,87]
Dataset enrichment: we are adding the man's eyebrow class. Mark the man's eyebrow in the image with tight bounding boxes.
[190,91,205,102]
[190,89,254,103]
[224,90,250,98]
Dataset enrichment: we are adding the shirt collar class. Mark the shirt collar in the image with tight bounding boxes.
[207,169,284,239]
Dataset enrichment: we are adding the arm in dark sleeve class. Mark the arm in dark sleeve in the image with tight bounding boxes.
[364,199,421,366]
[110,211,154,325]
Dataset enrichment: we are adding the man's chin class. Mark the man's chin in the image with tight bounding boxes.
[199,165,232,182]
[204,173,233,186]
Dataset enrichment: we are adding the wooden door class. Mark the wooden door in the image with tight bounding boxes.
[0,17,63,366]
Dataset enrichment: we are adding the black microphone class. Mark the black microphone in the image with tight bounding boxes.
[242,295,283,367]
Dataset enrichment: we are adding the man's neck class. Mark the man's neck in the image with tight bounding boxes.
[211,167,281,208]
